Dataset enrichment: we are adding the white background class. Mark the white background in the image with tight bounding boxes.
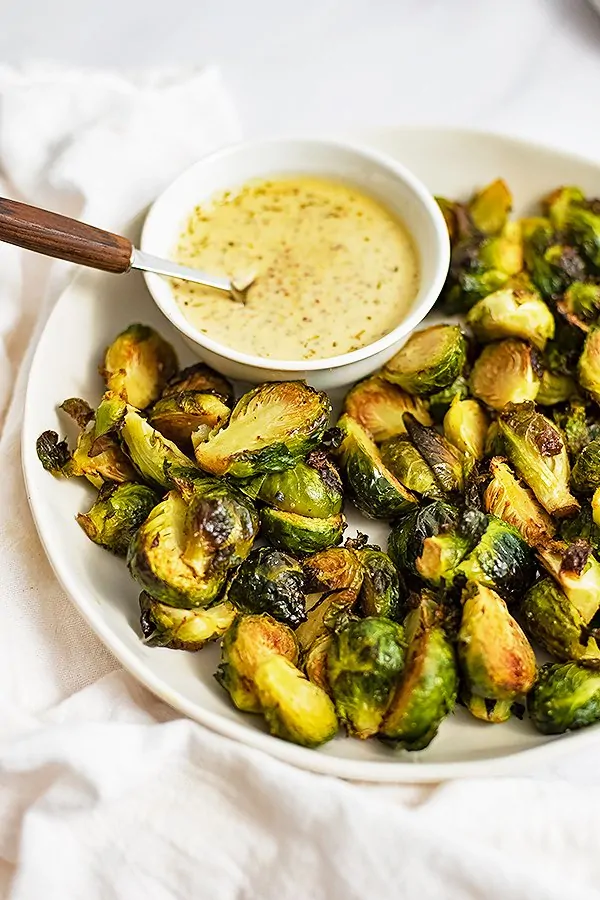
[2,0,600,152]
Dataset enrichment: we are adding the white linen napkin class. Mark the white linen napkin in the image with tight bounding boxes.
[3,64,600,900]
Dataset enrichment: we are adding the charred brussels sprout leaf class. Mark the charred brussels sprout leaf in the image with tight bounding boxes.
[139,592,235,650]
[94,391,128,439]
[383,325,467,396]
[484,458,555,546]
[101,324,178,409]
[162,362,233,403]
[254,655,338,747]
[36,431,76,477]
[247,450,343,518]
[571,440,600,494]
[470,339,540,410]
[521,578,600,666]
[466,288,554,351]
[358,548,403,620]
[380,436,445,500]
[128,481,258,608]
[77,482,159,556]
[403,414,465,493]
[536,539,600,624]
[578,327,600,405]
[216,614,298,713]
[560,502,600,554]
[380,593,458,750]
[260,508,346,556]
[498,402,579,518]
[148,391,231,450]
[343,374,432,442]
[228,546,306,628]
[426,376,470,424]
[194,381,331,478]
[443,397,489,461]
[458,582,536,715]
[335,415,416,520]
[388,501,481,588]
[456,515,535,601]
[59,397,95,428]
[527,662,600,735]
[327,617,406,738]
[522,218,586,299]
[121,409,194,488]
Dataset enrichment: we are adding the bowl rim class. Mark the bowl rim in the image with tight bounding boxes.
[140,136,451,372]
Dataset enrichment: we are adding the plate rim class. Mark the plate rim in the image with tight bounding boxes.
[22,124,600,782]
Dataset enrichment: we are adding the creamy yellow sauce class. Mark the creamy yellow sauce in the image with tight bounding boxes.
[172,176,420,360]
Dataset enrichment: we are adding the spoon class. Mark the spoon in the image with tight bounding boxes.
[0,197,252,303]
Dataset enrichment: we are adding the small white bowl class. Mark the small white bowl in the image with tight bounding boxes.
[141,138,450,389]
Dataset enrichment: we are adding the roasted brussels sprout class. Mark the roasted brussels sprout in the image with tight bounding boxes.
[559,282,600,331]
[536,539,600,624]
[560,502,600,554]
[522,218,586,299]
[254,655,338,747]
[358,548,403,620]
[343,374,432,442]
[383,325,467,396]
[100,324,178,409]
[261,508,346,556]
[380,593,458,749]
[578,327,600,405]
[403,414,464,493]
[527,662,600,734]
[228,546,306,628]
[426,376,470,424]
[553,398,600,459]
[458,582,536,718]
[76,482,159,555]
[536,369,576,406]
[483,458,555,546]
[194,381,331,478]
[128,480,258,608]
[466,288,554,351]
[303,634,333,694]
[139,592,235,650]
[470,340,540,410]
[443,222,523,313]
[443,397,489,461]
[296,548,364,651]
[521,578,600,666]
[571,439,600,494]
[335,415,416,520]
[245,450,343,518]
[388,501,480,588]
[216,614,298,712]
[379,436,445,500]
[162,362,233,403]
[559,199,600,269]
[120,409,194,488]
[456,515,535,600]
[543,185,586,229]
[469,178,512,235]
[498,402,579,518]
[147,391,231,450]
[36,417,137,488]
[327,617,406,738]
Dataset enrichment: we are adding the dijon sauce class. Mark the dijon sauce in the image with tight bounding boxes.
[172,177,420,360]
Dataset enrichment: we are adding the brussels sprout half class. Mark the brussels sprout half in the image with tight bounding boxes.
[380,593,458,750]
[458,582,536,709]
[383,325,467,396]
[148,391,231,451]
[426,376,470,424]
[101,324,178,409]
[466,288,554,351]
[358,548,404,620]
[528,662,600,735]
[521,578,600,666]
[443,397,489,461]
[498,402,579,518]
[77,482,160,556]
[578,327,600,405]
[121,409,194,488]
[335,415,416,520]
[228,546,306,628]
[403,414,464,494]
[469,178,512,236]
[379,436,445,501]
[139,592,236,650]
[484,458,555,546]
[254,655,338,747]
[456,515,535,602]
[260,508,346,556]
[195,381,331,478]
[536,539,600,625]
[216,614,298,713]
[327,617,406,738]
[128,481,258,608]
[162,362,234,402]
[343,375,432,443]
[296,548,365,652]
[470,340,540,410]
[245,450,343,518]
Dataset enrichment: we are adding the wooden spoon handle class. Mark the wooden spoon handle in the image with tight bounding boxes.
[0,197,134,274]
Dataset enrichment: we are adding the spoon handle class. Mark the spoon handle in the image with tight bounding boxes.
[0,197,133,273]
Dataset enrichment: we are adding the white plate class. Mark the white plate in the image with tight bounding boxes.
[22,127,600,782]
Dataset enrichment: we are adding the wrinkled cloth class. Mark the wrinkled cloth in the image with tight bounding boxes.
[2,65,600,900]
